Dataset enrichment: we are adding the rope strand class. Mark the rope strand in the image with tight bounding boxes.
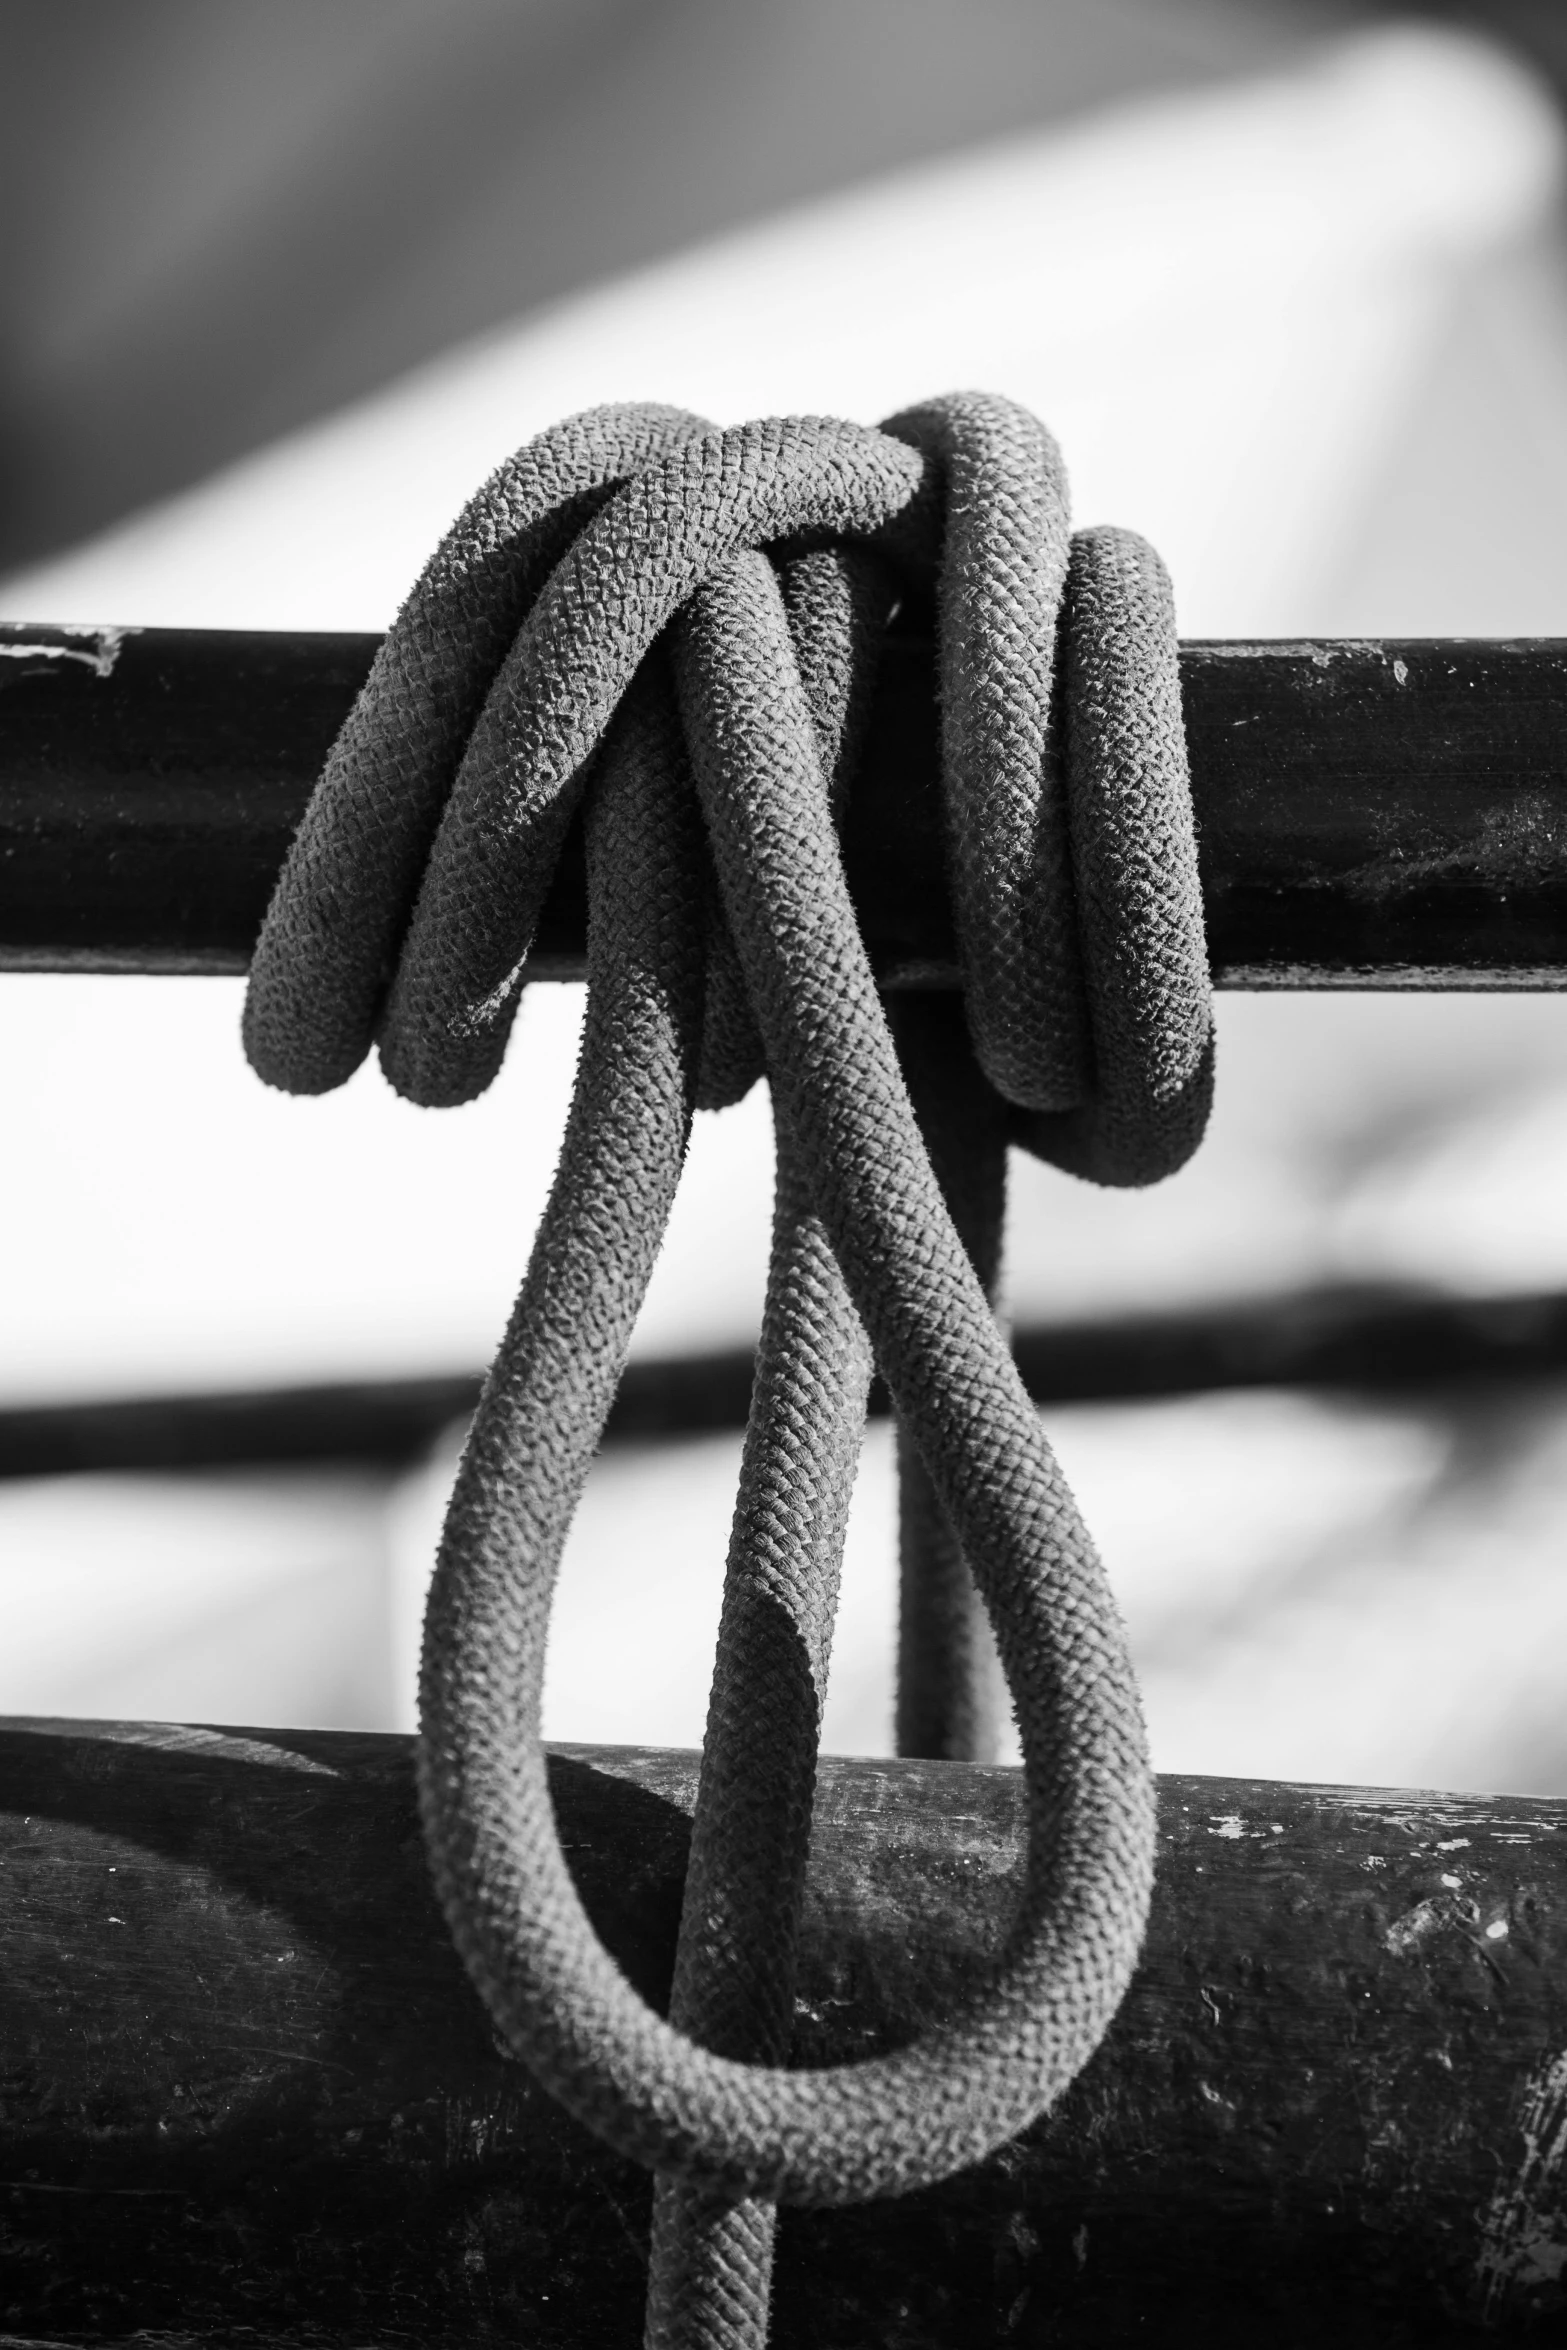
[646,1113,870,2350]
[244,393,1212,2349]
[888,990,1010,1764]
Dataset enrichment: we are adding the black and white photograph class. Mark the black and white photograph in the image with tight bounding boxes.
[3,3,1567,2342]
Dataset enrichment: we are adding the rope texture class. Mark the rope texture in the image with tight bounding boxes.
[243,394,1212,2350]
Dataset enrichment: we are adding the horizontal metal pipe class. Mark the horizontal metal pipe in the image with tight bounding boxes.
[4,624,1567,983]
[2,1721,1562,2342]
[3,1284,1566,1479]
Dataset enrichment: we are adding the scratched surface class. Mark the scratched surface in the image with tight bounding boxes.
[1184,639,1567,989]
[4,624,1567,986]
[1,1722,1564,2346]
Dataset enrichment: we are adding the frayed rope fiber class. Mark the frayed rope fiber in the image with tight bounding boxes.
[243,393,1213,2350]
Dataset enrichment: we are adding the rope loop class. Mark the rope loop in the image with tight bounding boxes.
[244,397,1211,2228]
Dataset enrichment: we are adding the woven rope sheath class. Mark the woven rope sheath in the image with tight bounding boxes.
[243,393,1213,2350]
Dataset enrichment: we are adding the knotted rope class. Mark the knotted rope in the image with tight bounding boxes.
[244,393,1212,2350]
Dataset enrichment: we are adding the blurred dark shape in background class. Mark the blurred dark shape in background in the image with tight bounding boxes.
[0,0,1363,573]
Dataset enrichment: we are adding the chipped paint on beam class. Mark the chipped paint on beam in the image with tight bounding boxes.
[1477,2050,1567,2319]
[0,623,136,679]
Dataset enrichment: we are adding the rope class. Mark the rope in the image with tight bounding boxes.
[243,393,1212,2349]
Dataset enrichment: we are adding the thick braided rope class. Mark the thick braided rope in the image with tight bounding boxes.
[243,399,1212,2339]
[890,989,1011,1764]
[646,1110,872,2347]
[646,548,888,2348]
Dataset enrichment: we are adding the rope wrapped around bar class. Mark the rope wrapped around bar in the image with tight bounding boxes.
[243,394,1212,2346]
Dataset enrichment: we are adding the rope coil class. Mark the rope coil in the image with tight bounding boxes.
[244,393,1212,2346]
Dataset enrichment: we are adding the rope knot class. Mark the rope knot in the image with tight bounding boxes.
[243,393,1212,2346]
[244,393,1209,1180]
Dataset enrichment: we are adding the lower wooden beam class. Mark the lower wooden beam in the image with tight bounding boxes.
[2,1721,1564,2344]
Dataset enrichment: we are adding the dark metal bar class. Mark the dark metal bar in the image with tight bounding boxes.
[2,1721,1562,2342]
[2,1284,1563,1481]
[1009,1281,1567,1407]
[4,623,1567,983]
[0,1371,487,1480]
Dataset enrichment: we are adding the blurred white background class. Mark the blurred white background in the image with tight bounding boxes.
[4,6,1567,1792]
